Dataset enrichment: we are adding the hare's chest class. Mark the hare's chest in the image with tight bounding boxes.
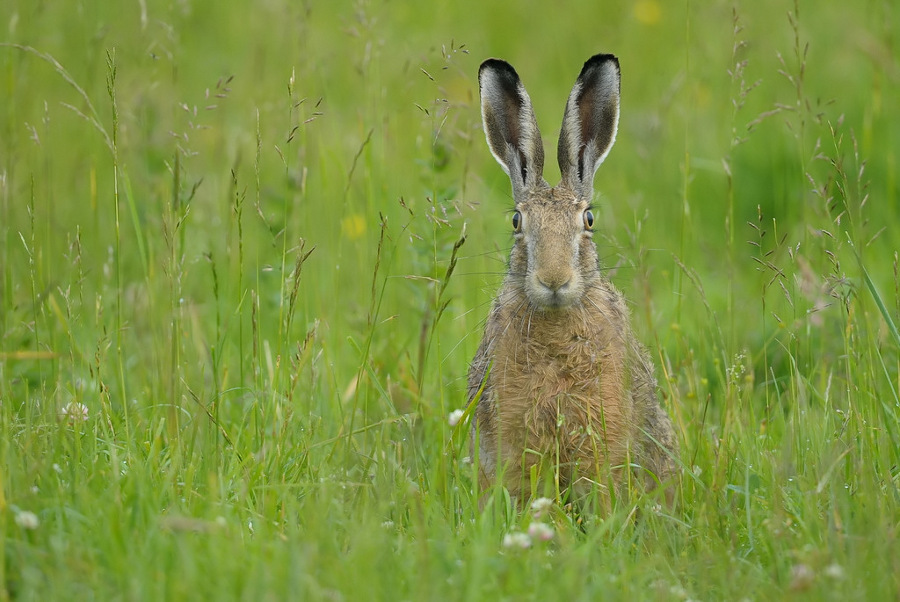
[491,334,627,424]
[495,352,632,468]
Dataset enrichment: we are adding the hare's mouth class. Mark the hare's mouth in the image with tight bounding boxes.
[527,277,581,310]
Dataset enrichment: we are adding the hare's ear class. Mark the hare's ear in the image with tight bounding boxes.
[479,59,545,197]
[557,54,620,200]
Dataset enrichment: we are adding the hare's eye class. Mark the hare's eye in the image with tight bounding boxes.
[583,209,594,231]
[512,211,522,232]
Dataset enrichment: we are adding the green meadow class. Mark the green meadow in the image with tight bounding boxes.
[2,0,898,598]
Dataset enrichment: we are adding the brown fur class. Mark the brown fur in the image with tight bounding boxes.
[469,55,678,505]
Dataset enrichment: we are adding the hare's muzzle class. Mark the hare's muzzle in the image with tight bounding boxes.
[529,268,579,309]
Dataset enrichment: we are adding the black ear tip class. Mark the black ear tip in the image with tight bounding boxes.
[581,53,620,77]
[479,58,522,91]
[479,59,519,79]
[480,58,512,72]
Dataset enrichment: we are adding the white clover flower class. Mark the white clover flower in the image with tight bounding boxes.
[502,532,531,550]
[15,510,40,530]
[61,402,89,424]
[527,522,554,542]
[530,497,553,517]
[448,409,465,427]
[789,563,815,591]
[824,563,845,580]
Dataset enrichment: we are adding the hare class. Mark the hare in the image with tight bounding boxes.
[467,54,678,505]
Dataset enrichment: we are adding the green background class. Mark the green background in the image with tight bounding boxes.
[1,0,898,599]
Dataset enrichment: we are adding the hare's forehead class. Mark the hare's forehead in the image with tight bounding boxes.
[516,191,587,213]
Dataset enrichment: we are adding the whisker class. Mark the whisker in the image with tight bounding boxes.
[584,293,631,347]
[441,327,484,366]
[496,297,529,345]
[454,271,509,278]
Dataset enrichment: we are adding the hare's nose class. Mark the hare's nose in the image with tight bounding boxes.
[537,274,571,293]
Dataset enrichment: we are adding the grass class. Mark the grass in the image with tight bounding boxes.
[2,0,899,599]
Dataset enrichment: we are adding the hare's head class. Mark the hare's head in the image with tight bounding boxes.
[479,54,620,310]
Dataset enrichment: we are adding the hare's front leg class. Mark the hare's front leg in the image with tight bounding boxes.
[470,408,537,503]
